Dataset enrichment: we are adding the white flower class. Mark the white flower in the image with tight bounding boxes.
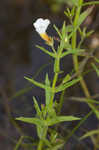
[33,18,53,46]
[33,18,50,34]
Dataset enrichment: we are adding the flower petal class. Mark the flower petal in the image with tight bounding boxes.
[33,18,50,34]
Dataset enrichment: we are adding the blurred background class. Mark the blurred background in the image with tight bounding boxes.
[0,0,99,149]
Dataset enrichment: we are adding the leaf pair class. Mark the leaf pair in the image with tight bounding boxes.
[24,74,81,93]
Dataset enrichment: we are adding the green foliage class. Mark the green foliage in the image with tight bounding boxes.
[24,76,51,91]
[92,63,99,77]
[45,74,51,106]
[36,45,56,57]
[16,115,80,127]
[56,77,81,92]
[54,0,79,6]
[80,129,99,140]
[14,0,99,150]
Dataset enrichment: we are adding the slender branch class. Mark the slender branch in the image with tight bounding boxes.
[37,139,44,150]
[72,0,91,98]
[50,73,58,108]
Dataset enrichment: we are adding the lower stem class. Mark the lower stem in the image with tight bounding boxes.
[37,139,43,150]
[73,52,98,119]
[50,73,58,107]
[57,90,65,115]
[73,55,90,98]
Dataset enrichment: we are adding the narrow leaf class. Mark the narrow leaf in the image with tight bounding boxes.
[47,143,64,150]
[94,57,99,63]
[80,129,99,140]
[56,77,81,92]
[62,22,66,39]
[53,25,62,39]
[77,7,93,25]
[62,74,71,83]
[91,63,99,77]
[47,116,80,126]
[36,45,56,58]
[71,7,75,17]
[45,74,51,106]
[69,7,93,39]
[86,30,94,37]
[89,103,99,119]
[16,117,44,126]
[55,0,78,6]
[24,76,51,91]
[83,1,99,6]
[66,25,73,33]
[33,97,41,117]
[70,97,99,105]
[61,49,85,58]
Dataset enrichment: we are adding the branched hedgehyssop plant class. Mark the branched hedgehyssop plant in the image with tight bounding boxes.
[14,0,99,150]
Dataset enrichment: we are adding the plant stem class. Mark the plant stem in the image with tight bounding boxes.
[65,110,93,142]
[37,139,43,150]
[72,0,99,118]
[57,90,65,114]
[72,0,91,98]
[50,73,58,107]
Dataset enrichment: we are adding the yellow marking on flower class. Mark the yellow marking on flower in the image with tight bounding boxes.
[40,33,51,43]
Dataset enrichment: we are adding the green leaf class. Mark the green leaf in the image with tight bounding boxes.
[53,25,62,39]
[16,117,44,126]
[69,0,78,6]
[54,58,60,73]
[80,129,99,140]
[56,77,81,92]
[62,74,71,83]
[91,63,99,77]
[64,11,69,18]
[70,97,99,105]
[71,7,75,17]
[66,25,73,33]
[47,143,64,150]
[78,7,93,25]
[14,136,24,150]
[47,116,80,126]
[69,8,92,39]
[83,1,99,6]
[24,76,51,91]
[47,107,56,118]
[55,0,78,6]
[45,74,51,106]
[42,138,52,148]
[86,30,94,37]
[60,48,85,58]
[65,111,93,142]
[33,97,41,117]
[94,57,99,63]
[36,45,56,58]
[37,125,48,139]
[89,104,99,119]
[61,21,66,39]
[50,131,58,143]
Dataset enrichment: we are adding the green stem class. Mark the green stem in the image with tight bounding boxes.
[37,127,48,150]
[37,139,43,150]
[72,0,91,98]
[37,73,58,150]
[50,73,58,107]
[65,110,93,142]
[57,90,65,115]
